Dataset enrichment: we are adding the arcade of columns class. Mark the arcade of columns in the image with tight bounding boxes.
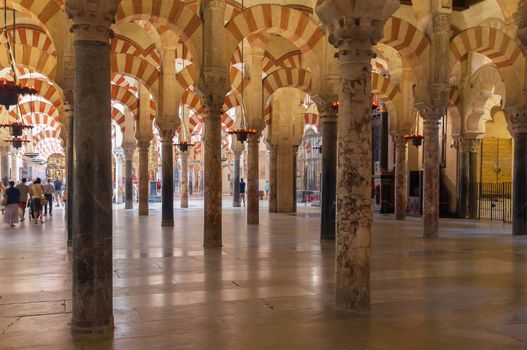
[0,0,526,335]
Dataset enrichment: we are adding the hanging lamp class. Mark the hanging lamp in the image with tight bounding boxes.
[0,2,34,149]
[404,108,424,147]
[174,108,194,152]
[0,1,37,108]
[227,0,256,143]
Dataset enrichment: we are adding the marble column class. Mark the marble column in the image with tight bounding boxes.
[268,144,278,213]
[137,139,150,216]
[113,148,124,204]
[247,135,260,224]
[180,151,189,208]
[0,145,10,182]
[422,116,442,238]
[65,104,74,247]
[232,150,241,207]
[123,147,134,209]
[66,0,119,335]
[203,102,222,247]
[320,114,337,239]
[334,37,375,311]
[160,131,175,226]
[468,139,480,219]
[457,138,470,219]
[394,136,408,220]
[513,132,527,235]
[292,145,298,213]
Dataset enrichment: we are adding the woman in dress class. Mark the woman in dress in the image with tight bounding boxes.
[3,181,20,228]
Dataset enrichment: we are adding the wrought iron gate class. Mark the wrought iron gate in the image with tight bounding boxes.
[477,182,512,223]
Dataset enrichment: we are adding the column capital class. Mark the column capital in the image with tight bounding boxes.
[316,0,398,48]
[506,106,527,134]
[137,139,151,152]
[64,103,74,118]
[123,147,135,160]
[454,137,482,153]
[201,0,226,10]
[65,0,121,43]
[432,11,452,34]
[113,147,125,162]
[159,129,176,143]
[393,134,409,148]
[316,99,339,120]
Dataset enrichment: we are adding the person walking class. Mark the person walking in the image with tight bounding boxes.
[264,180,270,199]
[53,177,63,207]
[43,179,55,216]
[3,181,20,228]
[29,178,44,224]
[239,178,246,207]
[15,178,29,222]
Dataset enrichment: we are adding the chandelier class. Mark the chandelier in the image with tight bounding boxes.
[404,108,424,147]
[0,0,37,108]
[228,0,256,144]
[174,109,194,152]
[0,1,36,149]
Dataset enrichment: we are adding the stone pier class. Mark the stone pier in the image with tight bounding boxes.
[268,145,277,213]
[65,104,74,247]
[161,131,175,226]
[320,111,337,240]
[394,136,408,220]
[124,147,134,209]
[138,139,150,216]
[180,151,189,208]
[203,103,223,247]
[66,0,119,335]
[247,135,259,224]
[422,116,441,238]
[232,149,241,207]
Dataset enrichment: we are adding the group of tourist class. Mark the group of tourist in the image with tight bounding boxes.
[1,177,65,228]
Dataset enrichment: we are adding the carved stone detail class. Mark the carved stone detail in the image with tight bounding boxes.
[65,0,121,42]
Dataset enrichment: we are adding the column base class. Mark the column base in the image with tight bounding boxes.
[161,220,174,227]
[320,234,335,241]
[71,319,114,338]
[125,203,133,210]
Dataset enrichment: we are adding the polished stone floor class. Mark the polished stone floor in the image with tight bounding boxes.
[0,200,526,349]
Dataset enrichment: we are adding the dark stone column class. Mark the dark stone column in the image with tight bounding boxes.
[268,144,277,213]
[468,140,480,219]
[0,147,10,181]
[70,39,113,335]
[513,132,527,235]
[457,139,469,219]
[180,151,189,208]
[292,145,298,213]
[232,151,241,207]
[247,135,259,224]
[320,115,337,239]
[124,148,134,209]
[65,104,74,247]
[203,102,222,247]
[138,140,150,216]
[393,136,408,220]
[161,131,175,226]
[380,111,389,171]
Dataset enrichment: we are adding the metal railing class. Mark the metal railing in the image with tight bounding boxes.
[476,182,512,223]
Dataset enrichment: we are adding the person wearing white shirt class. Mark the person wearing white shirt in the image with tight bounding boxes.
[43,179,55,216]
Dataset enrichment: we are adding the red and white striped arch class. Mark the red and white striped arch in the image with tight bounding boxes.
[263,68,313,106]
[5,25,56,57]
[380,17,430,64]
[112,35,160,68]
[115,0,201,58]
[0,44,57,79]
[111,107,127,135]
[225,4,325,57]
[32,129,61,146]
[20,77,62,108]
[23,114,61,133]
[450,26,523,71]
[10,100,60,121]
[112,53,160,97]
[112,84,139,119]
